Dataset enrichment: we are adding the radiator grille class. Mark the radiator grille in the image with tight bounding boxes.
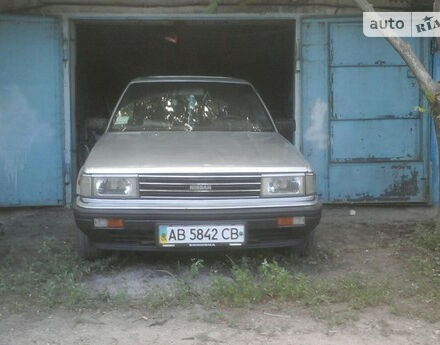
[138,174,261,199]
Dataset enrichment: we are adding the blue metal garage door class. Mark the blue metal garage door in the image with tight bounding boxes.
[301,18,430,203]
[0,16,64,206]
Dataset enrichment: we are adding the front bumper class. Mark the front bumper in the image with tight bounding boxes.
[73,197,322,251]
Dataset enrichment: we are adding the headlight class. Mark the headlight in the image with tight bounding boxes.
[93,176,138,198]
[77,175,138,198]
[261,174,316,197]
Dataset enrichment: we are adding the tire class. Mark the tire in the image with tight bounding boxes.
[77,228,103,260]
[296,229,316,257]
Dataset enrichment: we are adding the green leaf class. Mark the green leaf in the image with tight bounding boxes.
[207,0,218,13]
[424,89,436,104]
[414,106,428,113]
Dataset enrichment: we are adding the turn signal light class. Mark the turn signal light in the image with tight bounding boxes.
[277,216,306,227]
[108,218,125,228]
[94,218,125,228]
[277,217,294,226]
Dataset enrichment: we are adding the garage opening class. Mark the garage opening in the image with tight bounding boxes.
[74,20,295,169]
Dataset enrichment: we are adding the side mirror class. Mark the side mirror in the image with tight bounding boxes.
[85,117,108,135]
[274,118,295,142]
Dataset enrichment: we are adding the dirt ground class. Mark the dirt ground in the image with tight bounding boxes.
[0,206,439,345]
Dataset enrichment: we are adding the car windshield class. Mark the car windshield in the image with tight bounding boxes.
[109,81,275,132]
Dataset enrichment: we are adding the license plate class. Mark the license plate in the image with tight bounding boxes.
[158,224,245,246]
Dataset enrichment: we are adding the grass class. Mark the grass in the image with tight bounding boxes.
[0,237,116,312]
[209,259,392,310]
[392,222,440,321]
[400,223,440,297]
[0,238,401,317]
[1,223,440,324]
[142,279,200,309]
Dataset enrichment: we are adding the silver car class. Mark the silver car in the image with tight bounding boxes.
[74,76,321,259]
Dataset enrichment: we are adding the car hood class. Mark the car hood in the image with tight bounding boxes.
[83,131,311,174]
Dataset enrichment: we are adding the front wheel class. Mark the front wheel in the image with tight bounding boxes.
[77,228,103,260]
[296,229,316,257]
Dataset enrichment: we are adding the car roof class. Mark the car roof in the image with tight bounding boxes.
[130,76,250,84]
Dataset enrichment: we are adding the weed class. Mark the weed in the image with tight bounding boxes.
[388,223,440,322]
[189,258,204,278]
[0,237,114,312]
[1,222,437,322]
[402,224,440,298]
[209,259,391,313]
[210,264,261,306]
[259,259,295,298]
[336,275,391,308]
[413,223,440,253]
[143,280,199,309]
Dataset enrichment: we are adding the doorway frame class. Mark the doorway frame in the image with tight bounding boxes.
[62,13,300,205]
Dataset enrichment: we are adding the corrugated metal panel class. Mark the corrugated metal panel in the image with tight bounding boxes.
[0,16,64,206]
[332,67,419,120]
[301,18,430,203]
[330,119,420,162]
